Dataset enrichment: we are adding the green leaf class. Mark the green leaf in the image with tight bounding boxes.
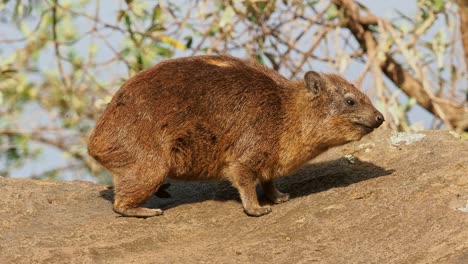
[116,10,125,22]
[404,97,417,112]
[433,0,444,12]
[209,24,219,36]
[257,2,267,12]
[220,6,235,27]
[151,4,162,23]
[146,23,165,33]
[136,51,144,70]
[120,47,131,57]
[307,0,320,7]
[421,8,429,20]
[184,36,193,49]
[19,22,30,35]
[255,54,265,65]
[124,13,132,28]
[327,4,338,20]
[155,45,173,57]
[7,147,20,161]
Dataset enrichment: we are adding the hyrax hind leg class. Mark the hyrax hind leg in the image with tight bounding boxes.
[112,163,168,218]
[226,163,272,217]
[262,180,290,204]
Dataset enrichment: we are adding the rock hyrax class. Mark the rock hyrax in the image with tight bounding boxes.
[88,55,384,217]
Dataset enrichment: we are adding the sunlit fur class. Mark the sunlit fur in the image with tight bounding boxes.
[88,55,383,217]
[276,73,380,176]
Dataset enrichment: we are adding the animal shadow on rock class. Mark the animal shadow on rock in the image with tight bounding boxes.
[99,157,393,213]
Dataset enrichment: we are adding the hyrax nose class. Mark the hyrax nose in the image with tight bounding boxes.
[374,111,384,128]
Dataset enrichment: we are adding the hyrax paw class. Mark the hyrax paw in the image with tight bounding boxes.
[138,208,163,218]
[244,206,272,217]
[272,193,290,204]
[266,192,290,204]
[114,206,163,218]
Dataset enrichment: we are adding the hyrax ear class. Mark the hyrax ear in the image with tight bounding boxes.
[304,71,325,96]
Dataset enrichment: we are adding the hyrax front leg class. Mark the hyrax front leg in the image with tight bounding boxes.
[227,164,272,217]
[112,165,167,218]
[262,180,290,204]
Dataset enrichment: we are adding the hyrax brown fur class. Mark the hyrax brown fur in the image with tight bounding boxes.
[88,55,384,217]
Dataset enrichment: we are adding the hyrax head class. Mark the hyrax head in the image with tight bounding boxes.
[304,71,384,142]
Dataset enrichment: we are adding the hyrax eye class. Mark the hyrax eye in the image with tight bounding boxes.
[346,99,355,106]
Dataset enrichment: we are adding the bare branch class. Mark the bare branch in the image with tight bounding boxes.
[52,0,72,89]
[333,0,468,131]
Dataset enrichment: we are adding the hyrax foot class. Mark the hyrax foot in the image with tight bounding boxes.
[244,206,272,217]
[113,206,163,218]
[262,181,290,204]
[267,192,290,204]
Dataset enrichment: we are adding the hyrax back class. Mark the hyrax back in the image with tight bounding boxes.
[88,55,384,217]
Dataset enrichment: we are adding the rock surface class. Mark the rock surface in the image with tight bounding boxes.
[0,128,467,264]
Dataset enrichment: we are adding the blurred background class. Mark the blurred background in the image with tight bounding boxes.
[0,0,467,183]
